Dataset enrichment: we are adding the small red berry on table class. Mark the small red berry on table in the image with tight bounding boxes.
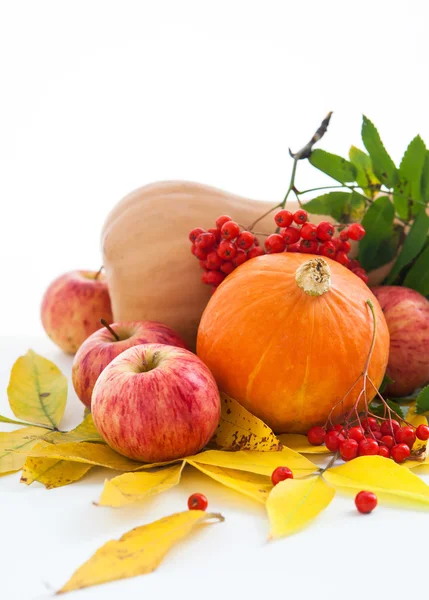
[287,242,301,253]
[193,246,209,260]
[391,443,411,463]
[355,491,377,514]
[416,424,429,441]
[307,426,326,446]
[293,209,308,224]
[335,251,350,267]
[271,466,294,486]
[233,249,248,267]
[359,438,379,456]
[348,426,365,442]
[340,439,359,461]
[339,240,351,253]
[206,251,223,270]
[378,446,390,459]
[217,240,237,259]
[236,231,255,250]
[220,261,235,275]
[300,239,318,254]
[208,227,221,243]
[221,220,240,241]
[189,227,205,243]
[247,246,264,259]
[316,221,335,241]
[395,426,416,448]
[348,223,366,241]
[339,229,350,242]
[361,417,379,432]
[274,210,293,228]
[204,270,225,286]
[300,223,318,241]
[319,241,336,258]
[281,226,301,245]
[380,435,395,449]
[188,493,208,511]
[265,234,286,253]
[196,232,216,250]
[380,419,400,436]
[215,215,232,229]
[325,430,345,451]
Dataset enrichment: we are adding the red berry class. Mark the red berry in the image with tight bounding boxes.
[319,241,336,258]
[217,240,237,259]
[271,466,294,486]
[300,223,318,241]
[287,242,301,253]
[300,239,318,254]
[380,420,400,436]
[391,443,411,463]
[307,426,326,446]
[359,438,379,456]
[395,426,416,448]
[194,246,209,260]
[233,249,248,267]
[339,229,350,242]
[208,227,221,243]
[335,251,350,267]
[189,227,205,243]
[349,259,361,270]
[221,220,240,241]
[348,223,366,241]
[355,491,377,514]
[331,238,342,250]
[380,435,395,449]
[220,261,235,275]
[339,240,351,253]
[372,430,383,441]
[325,430,345,452]
[281,226,301,245]
[327,424,344,433]
[361,417,379,432]
[204,270,225,286]
[293,209,308,224]
[274,210,293,228]
[340,439,359,461]
[378,446,390,459]
[247,246,265,259]
[206,252,223,270]
[353,269,369,284]
[199,260,208,270]
[236,231,255,250]
[188,493,208,511]
[265,234,286,253]
[216,215,233,230]
[316,221,335,241]
[349,427,365,442]
[416,424,429,441]
[196,232,216,251]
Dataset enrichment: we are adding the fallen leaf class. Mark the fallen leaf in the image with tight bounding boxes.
[324,456,429,508]
[267,476,335,539]
[0,414,45,427]
[0,427,50,474]
[7,350,67,429]
[57,510,224,594]
[189,461,271,504]
[189,448,318,478]
[97,463,185,508]
[45,414,103,444]
[210,393,281,451]
[21,457,93,489]
[406,412,428,464]
[277,433,332,454]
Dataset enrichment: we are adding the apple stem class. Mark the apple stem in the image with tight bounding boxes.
[100,319,120,341]
[94,266,103,280]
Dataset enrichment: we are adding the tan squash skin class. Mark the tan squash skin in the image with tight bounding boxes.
[101,180,384,350]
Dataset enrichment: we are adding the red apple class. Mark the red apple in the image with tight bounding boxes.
[372,286,429,396]
[72,320,187,408]
[92,343,220,462]
[41,270,113,354]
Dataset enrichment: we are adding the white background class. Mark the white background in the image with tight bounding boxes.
[1,1,429,599]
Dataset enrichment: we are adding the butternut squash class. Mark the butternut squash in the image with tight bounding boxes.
[101,181,331,350]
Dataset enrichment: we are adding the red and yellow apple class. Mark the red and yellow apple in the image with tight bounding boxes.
[41,270,113,354]
[72,320,187,408]
[372,285,429,396]
[92,343,220,462]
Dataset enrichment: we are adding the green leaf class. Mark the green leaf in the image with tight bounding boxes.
[394,136,427,219]
[421,151,429,202]
[380,374,395,394]
[309,149,357,184]
[304,192,353,221]
[358,196,396,271]
[369,399,405,419]
[416,386,429,415]
[7,350,67,429]
[361,116,397,188]
[350,190,367,221]
[403,244,429,295]
[386,208,429,284]
[349,146,380,198]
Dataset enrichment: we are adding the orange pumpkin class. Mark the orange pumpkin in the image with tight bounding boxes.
[197,254,390,434]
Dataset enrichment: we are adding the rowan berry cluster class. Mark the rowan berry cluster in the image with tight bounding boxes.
[307,419,429,464]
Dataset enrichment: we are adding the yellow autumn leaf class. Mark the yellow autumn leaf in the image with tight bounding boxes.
[21,457,93,489]
[58,510,224,594]
[210,393,281,451]
[324,456,429,508]
[7,350,67,429]
[189,448,318,478]
[45,413,103,444]
[278,433,332,455]
[0,426,50,474]
[97,463,185,508]
[267,476,335,539]
[405,411,428,465]
[189,461,272,504]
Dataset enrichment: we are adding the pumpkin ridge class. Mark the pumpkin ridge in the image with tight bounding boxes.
[296,301,316,420]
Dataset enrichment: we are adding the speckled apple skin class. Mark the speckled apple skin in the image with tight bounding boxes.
[372,286,429,396]
[72,321,187,408]
[91,343,221,462]
[41,270,113,354]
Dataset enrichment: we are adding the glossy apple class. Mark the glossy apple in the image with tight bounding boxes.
[92,343,220,463]
[72,320,187,408]
[41,270,113,354]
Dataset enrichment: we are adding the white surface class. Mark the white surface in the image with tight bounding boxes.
[2,2,429,599]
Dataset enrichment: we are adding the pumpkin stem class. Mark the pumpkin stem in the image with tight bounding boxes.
[295,258,331,297]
